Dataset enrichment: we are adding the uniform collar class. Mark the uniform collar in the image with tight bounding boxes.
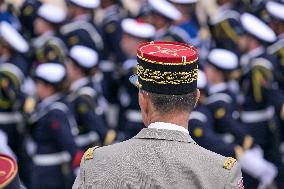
[104,5,119,14]
[208,82,227,94]
[38,93,62,108]
[73,14,91,22]
[148,122,189,134]
[134,126,193,143]
[70,77,90,92]
[33,31,55,48]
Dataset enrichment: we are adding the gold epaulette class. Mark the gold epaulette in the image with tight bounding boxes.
[223,157,236,170]
[84,146,100,160]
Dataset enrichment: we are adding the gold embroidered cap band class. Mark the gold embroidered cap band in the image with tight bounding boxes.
[130,41,199,95]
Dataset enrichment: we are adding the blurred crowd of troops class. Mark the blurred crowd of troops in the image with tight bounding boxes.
[0,0,284,188]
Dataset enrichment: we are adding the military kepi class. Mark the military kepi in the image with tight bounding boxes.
[0,154,20,188]
[130,41,198,95]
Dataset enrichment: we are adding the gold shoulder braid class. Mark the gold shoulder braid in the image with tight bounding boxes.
[84,146,100,160]
[223,157,237,170]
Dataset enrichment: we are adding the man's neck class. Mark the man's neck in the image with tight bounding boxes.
[148,112,189,129]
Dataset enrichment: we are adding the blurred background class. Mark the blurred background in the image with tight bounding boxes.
[0,0,284,188]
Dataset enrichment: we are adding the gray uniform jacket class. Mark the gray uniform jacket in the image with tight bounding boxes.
[73,128,242,189]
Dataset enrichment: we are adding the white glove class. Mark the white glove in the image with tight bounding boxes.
[239,147,277,188]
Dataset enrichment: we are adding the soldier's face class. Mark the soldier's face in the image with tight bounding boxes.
[204,64,220,85]
[121,34,145,58]
[66,61,79,82]
[238,35,249,53]
[36,81,54,100]
[34,18,53,36]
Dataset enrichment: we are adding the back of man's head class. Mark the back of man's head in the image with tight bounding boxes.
[145,90,197,114]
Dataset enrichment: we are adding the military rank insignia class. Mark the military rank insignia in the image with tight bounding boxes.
[84,146,100,160]
[215,108,226,119]
[223,157,236,170]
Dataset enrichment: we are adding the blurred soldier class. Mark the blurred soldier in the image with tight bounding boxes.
[266,1,284,91]
[190,70,277,188]
[60,0,104,56]
[99,0,126,111]
[18,0,42,39]
[0,21,30,75]
[66,45,116,148]
[238,13,284,187]
[118,18,155,139]
[66,45,115,150]
[169,0,200,46]
[100,0,126,63]
[73,41,243,189]
[146,0,191,44]
[32,4,67,67]
[209,0,243,54]
[28,63,84,189]
[266,1,284,168]
[190,70,242,157]
[205,49,254,155]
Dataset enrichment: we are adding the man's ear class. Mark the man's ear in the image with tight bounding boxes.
[195,89,200,108]
[139,91,149,114]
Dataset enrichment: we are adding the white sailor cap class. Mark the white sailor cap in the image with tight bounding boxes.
[37,4,66,24]
[69,45,99,69]
[35,63,66,84]
[70,0,100,9]
[207,49,238,71]
[121,18,156,39]
[266,1,284,21]
[240,13,276,43]
[148,0,182,21]
[197,70,207,89]
[169,0,198,4]
[0,21,29,53]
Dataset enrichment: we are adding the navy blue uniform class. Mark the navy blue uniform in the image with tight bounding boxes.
[189,104,238,157]
[268,36,284,91]
[67,78,109,149]
[240,49,284,187]
[101,4,126,63]
[119,59,144,140]
[268,89,284,164]
[240,49,277,149]
[28,94,83,189]
[60,17,104,58]
[206,83,250,147]
[209,9,243,54]
[99,5,126,105]
[154,25,191,44]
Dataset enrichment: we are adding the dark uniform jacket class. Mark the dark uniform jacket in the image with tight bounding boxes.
[189,104,238,157]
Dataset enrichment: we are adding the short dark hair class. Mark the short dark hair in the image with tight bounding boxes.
[142,90,197,114]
